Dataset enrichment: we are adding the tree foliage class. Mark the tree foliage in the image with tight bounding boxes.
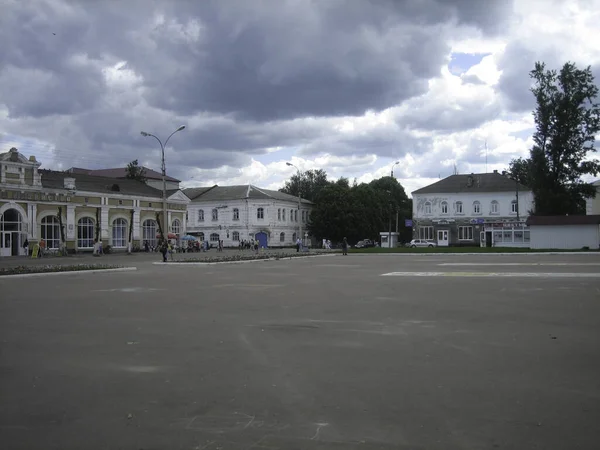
[279,169,329,203]
[125,159,147,182]
[508,61,600,215]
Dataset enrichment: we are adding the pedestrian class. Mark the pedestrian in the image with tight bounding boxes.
[23,238,29,256]
[342,237,348,256]
[160,240,168,262]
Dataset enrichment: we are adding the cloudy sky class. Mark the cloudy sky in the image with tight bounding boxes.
[1,0,599,195]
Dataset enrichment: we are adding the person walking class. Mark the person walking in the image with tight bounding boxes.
[342,237,349,256]
[160,240,168,262]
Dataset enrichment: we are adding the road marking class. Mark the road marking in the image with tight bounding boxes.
[438,263,600,266]
[381,271,600,278]
[93,287,165,292]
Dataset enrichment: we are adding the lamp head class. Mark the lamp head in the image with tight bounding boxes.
[176,125,186,132]
[140,131,149,137]
[286,162,293,167]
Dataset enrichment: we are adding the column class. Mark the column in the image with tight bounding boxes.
[133,208,141,240]
[101,207,110,241]
[66,205,76,240]
[167,211,172,233]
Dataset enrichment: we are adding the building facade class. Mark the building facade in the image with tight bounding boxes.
[586,180,600,215]
[0,148,188,257]
[184,185,312,248]
[412,171,534,247]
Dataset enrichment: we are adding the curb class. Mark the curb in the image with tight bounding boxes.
[153,254,336,266]
[349,252,600,256]
[0,267,138,279]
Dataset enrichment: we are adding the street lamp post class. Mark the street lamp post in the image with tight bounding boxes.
[502,171,520,222]
[140,125,186,243]
[391,161,400,177]
[286,162,303,248]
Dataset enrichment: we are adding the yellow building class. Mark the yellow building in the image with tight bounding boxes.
[0,147,189,257]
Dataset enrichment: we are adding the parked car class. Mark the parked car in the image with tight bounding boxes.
[355,239,375,248]
[406,239,437,248]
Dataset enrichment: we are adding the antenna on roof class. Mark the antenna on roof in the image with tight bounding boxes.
[453,163,459,175]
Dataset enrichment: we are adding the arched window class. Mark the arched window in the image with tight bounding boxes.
[424,202,432,215]
[455,201,464,214]
[212,208,218,221]
[257,207,264,219]
[279,232,285,242]
[233,208,239,220]
[112,218,127,248]
[473,201,481,214]
[306,211,310,222]
[491,200,499,214]
[171,218,181,235]
[142,219,157,247]
[197,209,204,222]
[441,201,448,214]
[210,233,220,242]
[77,217,95,248]
[292,232,297,242]
[277,209,281,221]
[232,231,240,241]
[198,232,204,241]
[282,209,286,221]
[295,210,298,221]
[41,216,61,249]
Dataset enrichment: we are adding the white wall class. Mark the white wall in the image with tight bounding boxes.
[585,181,600,215]
[186,198,311,246]
[530,225,600,249]
[413,191,534,220]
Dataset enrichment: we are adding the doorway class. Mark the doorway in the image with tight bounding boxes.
[437,229,449,247]
[0,208,25,257]
[255,231,268,249]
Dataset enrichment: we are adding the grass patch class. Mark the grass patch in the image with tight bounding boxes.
[349,247,598,254]
[0,264,123,276]
[174,251,331,263]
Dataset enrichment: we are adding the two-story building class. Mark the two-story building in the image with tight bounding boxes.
[183,185,312,248]
[411,171,533,247]
[0,147,188,257]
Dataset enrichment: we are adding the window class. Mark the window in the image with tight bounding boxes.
[142,219,157,248]
[232,231,240,241]
[148,203,152,208]
[280,232,285,242]
[118,199,123,205]
[491,201,499,214]
[41,216,61,249]
[198,210,204,222]
[441,201,448,214]
[257,207,264,219]
[511,200,518,214]
[112,218,127,248]
[418,226,434,240]
[524,230,530,242]
[306,211,310,222]
[210,233,220,242]
[473,201,481,214]
[302,211,306,222]
[455,201,463,214]
[278,209,281,221]
[292,232,297,242]
[294,210,298,221]
[77,217,95,248]
[212,208,218,221]
[424,202,432,215]
[84,197,89,203]
[282,209,286,221]
[233,208,239,220]
[198,232,204,241]
[171,219,181,235]
[458,226,473,240]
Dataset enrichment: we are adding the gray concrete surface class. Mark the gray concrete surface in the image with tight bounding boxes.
[1,254,600,449]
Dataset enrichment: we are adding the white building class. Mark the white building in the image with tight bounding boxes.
[183,185,312,248]
[528,215,600,249]
[412,171,534,247]
[586,179,600,215]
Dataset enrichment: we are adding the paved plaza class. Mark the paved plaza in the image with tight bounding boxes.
[1,253,600,449]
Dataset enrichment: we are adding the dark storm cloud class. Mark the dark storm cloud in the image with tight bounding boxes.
[0,0,515,175]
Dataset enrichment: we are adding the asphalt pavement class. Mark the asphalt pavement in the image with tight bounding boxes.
[1,253,600,449]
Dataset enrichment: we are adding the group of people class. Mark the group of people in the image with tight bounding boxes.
[239,239,260,253]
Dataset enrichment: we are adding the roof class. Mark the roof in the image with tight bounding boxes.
[1,147,37,164]
[67,166,181,182]
[39,169,165,197]
[526,215,600,226]
[412,172,529,195]
[183,185,312,204]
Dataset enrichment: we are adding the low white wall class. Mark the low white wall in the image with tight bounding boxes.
[530,224,600,249]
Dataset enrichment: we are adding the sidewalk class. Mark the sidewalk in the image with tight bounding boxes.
[0,247,331,268]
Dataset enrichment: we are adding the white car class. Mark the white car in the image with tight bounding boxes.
[407,239,437,248]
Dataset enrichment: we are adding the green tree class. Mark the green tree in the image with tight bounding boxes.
[279,169,330,202]
[125,159,147,182]
[307,182,353,242]
[509,61,600,215]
